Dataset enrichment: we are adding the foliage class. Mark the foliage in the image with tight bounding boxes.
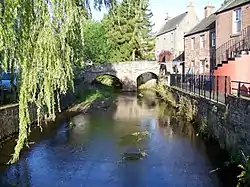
[95,74,122,88]
[103,0,155,62]
[82,20,110,64]
[71,85,116,112]
[119,131,149,145]
[0,0,112,163]
[154,80,177,107]
[237,152,250,187]
[75,86,115,103]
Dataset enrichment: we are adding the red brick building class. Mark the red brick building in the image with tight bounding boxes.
[213,0,250,94]
[216,0,250,48]
[184,4,216,75]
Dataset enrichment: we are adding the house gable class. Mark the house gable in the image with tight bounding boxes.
[156,12,187,37]
[216,0,250,14]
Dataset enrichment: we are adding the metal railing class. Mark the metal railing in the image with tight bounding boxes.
[213,25,250,67]
[170,74,231,104]
[231,81,250,98]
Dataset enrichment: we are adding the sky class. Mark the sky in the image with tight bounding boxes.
[91,0,223,33]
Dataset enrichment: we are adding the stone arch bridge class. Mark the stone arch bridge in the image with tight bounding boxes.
[79,61,160,91]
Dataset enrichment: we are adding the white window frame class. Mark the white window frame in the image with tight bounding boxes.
[191,37,195,50]
[233,8,242,34]
[211,32,215,47]
[200,35,205,49]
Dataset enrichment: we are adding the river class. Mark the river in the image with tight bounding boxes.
[0,91,223,187]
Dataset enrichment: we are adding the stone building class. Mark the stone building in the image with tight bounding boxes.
[155,1,199,62]
[184,3,216,75]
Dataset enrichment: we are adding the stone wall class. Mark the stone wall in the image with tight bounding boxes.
[80,61,160,91]
[0,81,89,143]
[170,87,250,155]
[0,105,37,142]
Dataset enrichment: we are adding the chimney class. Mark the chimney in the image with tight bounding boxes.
[187,0,194,13]
[204,1,215,18]
[165,12,171,21]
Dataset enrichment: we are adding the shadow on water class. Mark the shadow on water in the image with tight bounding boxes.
[0,89,231,187]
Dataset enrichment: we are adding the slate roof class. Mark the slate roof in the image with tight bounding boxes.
[185,14,216,37]
[156,12,187,37]
[216,0,250,14]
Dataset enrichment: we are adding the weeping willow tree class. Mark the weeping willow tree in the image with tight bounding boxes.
[0,0,114,163]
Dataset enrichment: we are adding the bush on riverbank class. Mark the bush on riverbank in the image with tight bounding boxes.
[148,80,177,107]
[70,86,117,113]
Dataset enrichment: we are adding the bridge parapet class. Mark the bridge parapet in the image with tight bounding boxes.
[79,61,160,91]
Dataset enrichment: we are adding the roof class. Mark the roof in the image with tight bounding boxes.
[185,14,216,37]
[216,0,250,14]
[156,12,187,37]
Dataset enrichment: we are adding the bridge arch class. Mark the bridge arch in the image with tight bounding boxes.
[91,74,123,89]
[136,72,158,89]
[81,61,160,91]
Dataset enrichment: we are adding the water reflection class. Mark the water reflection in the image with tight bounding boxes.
[0,91,221,187]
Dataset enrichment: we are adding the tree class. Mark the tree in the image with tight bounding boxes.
[103,0,154,62]
[82,20,110,64]
[0,0,113,163]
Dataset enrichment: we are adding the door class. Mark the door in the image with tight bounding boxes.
[199,60,205,74]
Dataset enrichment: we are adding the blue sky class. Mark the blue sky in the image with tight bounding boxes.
[91,0,223,32]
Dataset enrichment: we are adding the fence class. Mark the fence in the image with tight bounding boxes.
[231,81,250,98]
[170,74,231,104]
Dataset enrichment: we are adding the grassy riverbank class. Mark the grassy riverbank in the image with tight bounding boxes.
[69,86,119,113]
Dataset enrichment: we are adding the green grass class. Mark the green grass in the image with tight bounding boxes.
[76,87,114,103]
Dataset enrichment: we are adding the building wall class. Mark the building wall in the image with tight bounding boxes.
[216,3,250,48]
[214,54,250,94]
[155,30,176,56]
[155,10,199,60]
[176,11,200,56]
[184,29,215,74]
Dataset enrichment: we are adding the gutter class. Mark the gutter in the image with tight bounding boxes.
[156,28,177,37]
[184,28,210,38]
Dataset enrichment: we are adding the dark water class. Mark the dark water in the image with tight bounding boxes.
[0,91,223,187]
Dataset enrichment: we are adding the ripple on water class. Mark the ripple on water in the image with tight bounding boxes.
[0,93,221,187]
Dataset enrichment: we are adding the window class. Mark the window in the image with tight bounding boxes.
[191,60,195,74]
[211,32,216,47]
[200,35,205,48]
[191,37,195,50]
[233,8,242,33]
[171,33,174,42]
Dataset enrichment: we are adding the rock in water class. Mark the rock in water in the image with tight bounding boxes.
[122,150,148,161]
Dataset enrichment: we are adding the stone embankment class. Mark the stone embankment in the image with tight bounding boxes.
[0,81,114,143]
